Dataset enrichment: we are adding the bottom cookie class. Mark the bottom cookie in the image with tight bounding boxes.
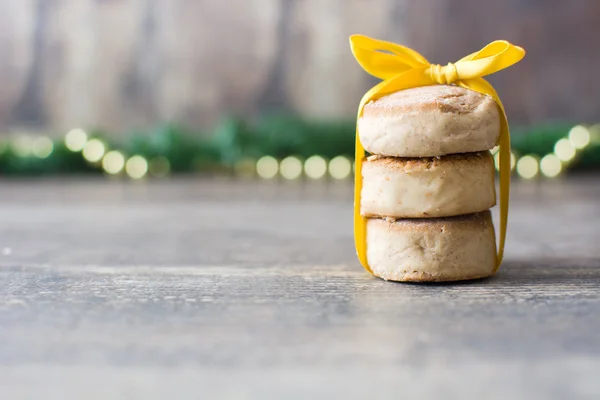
[366,211,497,282]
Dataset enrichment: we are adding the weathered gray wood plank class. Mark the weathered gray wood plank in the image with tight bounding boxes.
[1,177,599,399]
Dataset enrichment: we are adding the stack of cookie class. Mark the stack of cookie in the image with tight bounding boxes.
[358,85,499,282]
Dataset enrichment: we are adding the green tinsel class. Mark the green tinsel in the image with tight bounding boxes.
[0,115,598,176]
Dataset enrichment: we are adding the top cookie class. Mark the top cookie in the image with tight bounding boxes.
[358,85,500,157]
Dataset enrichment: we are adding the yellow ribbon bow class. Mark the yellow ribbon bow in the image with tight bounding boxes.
[350,34,526,275]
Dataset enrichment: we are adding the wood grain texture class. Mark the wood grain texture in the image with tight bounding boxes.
[0,177,599,399]
[2,0,599,135]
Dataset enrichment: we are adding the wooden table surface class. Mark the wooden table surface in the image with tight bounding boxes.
[1,177,599,399]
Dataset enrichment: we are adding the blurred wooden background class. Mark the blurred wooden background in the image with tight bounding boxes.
[1,0,599,136]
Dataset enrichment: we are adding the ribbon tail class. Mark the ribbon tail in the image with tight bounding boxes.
[458,78,510,272]
[354,79,389,274]
[354,130,370,272]
[496,117,510,270]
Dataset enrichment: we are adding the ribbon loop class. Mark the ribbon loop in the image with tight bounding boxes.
[350,35,525,275]
[349,34,430,80]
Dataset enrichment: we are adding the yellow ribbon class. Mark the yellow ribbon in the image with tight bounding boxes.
[350,35,525,275]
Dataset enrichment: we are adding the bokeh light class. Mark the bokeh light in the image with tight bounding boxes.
[32,137,54,159]
[82,139,106,163]
[329,156,352,179]
[11,136,34,157]
[256,156,278,179]
[304,155,327,179]
[280,156,303,180]
[493,150,517,171]
[149,156,171,178]
[516,155,539,179]
[102,151,125,175]
[540,154,562,178]
[568,125,590,150]
[125,155,148,179]
[65,129,88,152]
[554,138,576,162]
[590,124,600,143]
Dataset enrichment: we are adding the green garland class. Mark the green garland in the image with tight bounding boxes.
[0,115,599,178]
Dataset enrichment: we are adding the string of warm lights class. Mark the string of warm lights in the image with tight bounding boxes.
[0,122,598,180]
[64,128,153,179]
[258,124,599,181]
[491,124,599,180]
[252,154,354,180]
[1,127,357,180]
[255,124,598,181]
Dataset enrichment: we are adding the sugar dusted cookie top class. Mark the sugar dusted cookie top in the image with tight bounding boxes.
[358,85,500,157]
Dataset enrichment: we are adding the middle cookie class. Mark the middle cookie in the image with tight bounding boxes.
[361,151,496,219]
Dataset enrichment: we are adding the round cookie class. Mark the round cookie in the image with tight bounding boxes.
[366,211,497,282]
[361,151,495,219]
[358,85,501,157]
